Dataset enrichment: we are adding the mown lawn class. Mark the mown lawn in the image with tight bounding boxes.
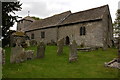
[2,46,119,78]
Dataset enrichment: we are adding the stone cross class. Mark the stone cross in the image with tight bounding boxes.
[69,40,78,62]
[36,41,46,58]
[57,38,64,55]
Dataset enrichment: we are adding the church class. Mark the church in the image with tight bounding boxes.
[17,5,113,48]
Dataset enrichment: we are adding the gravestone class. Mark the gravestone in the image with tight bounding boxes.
[10,46,27,63]
[0,48,5,65]
[30,40,37,46]
[26,40,30,47]
[57,38,64,55]
[69,40,78,62]
[25,50,34,60]
[36,41,45,58]
[0,48,1,64]
[2,49,5,64]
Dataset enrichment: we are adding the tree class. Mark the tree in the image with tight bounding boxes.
[2,1,22,47]
[113,9,120,37]
[31,16,41,20]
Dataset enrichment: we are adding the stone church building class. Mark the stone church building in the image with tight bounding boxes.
[17,5,113,48]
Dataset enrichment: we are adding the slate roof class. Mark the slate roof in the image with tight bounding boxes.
[19,16,36,22]
[25,5,109,32]
[59,5,108,25]
[25,11,71,31]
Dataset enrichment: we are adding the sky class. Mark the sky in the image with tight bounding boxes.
[11,0,120,30]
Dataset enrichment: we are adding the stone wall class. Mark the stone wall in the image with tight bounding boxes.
[102,8,113,48]
[26,27,57,44]
[58,20,104,47]
[25,11,113,48]
[26,18,112,48]
[17,20,33,31]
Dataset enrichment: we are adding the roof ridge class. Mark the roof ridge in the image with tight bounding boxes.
[56,12,71,25]
[71,4,108,15]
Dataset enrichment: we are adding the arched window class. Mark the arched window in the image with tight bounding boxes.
[41,31,45,38]
[80,27,86,36]
[83,27,86,35]
[80,27,83,35]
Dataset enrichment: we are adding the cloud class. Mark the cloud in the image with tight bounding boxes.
[118,1,120,9]
[16,1,52,18]
[11,0,120,30]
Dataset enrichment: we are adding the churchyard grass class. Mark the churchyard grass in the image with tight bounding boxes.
[3,46,118,78]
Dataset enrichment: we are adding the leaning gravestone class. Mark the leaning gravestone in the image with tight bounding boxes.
[36,41,46,58]
[69,40,78,62]
[57,38,64,55]
[10,46,27,63]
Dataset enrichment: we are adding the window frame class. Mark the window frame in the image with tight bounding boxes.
[41,31,45,38]
[80,26,86,36]
[31,33,34,39]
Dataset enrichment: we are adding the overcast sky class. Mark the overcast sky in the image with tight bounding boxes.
[11,0,120,30]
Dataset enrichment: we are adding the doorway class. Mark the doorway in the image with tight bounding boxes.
[65,36,70,45]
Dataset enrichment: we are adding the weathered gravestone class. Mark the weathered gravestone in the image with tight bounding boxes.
[57,38,64,55]
[0,48,5,65]
[36,41,46,58]
[25,50,34,60]
[26,40,30,47]
[10,46,27,63]
[30,40,37,46]
[0,48,1,64]
[69,40,78,62]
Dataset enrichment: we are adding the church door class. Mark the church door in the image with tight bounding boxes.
[66,36,70,45]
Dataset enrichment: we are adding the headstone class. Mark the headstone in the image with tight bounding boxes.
[36,41,45,58]
[0,48,2,64]
[16,38,22,47]
[0,48,5,65]
[25,50,34,60]
[57,38,64,55]
[2,49,5,64]
[10,46,27,63]
[26,40,30,47]
[69,40,78,62]
[30,40,37,46]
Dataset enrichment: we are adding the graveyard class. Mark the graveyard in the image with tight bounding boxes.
[2,45,118,78]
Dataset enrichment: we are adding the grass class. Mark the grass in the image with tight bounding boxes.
[2,46,119,78]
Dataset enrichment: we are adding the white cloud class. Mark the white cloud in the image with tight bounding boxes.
[11,0,120,30]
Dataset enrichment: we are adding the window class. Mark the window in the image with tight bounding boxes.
[31,33,34,39]
[80,27,83,35]
[41,31,45,38]
[80,27,86,36]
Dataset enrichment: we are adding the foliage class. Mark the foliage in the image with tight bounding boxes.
[2,1,22,47]
[113,9,120,37]
[3,46,118,78]
[31,16,41,20]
